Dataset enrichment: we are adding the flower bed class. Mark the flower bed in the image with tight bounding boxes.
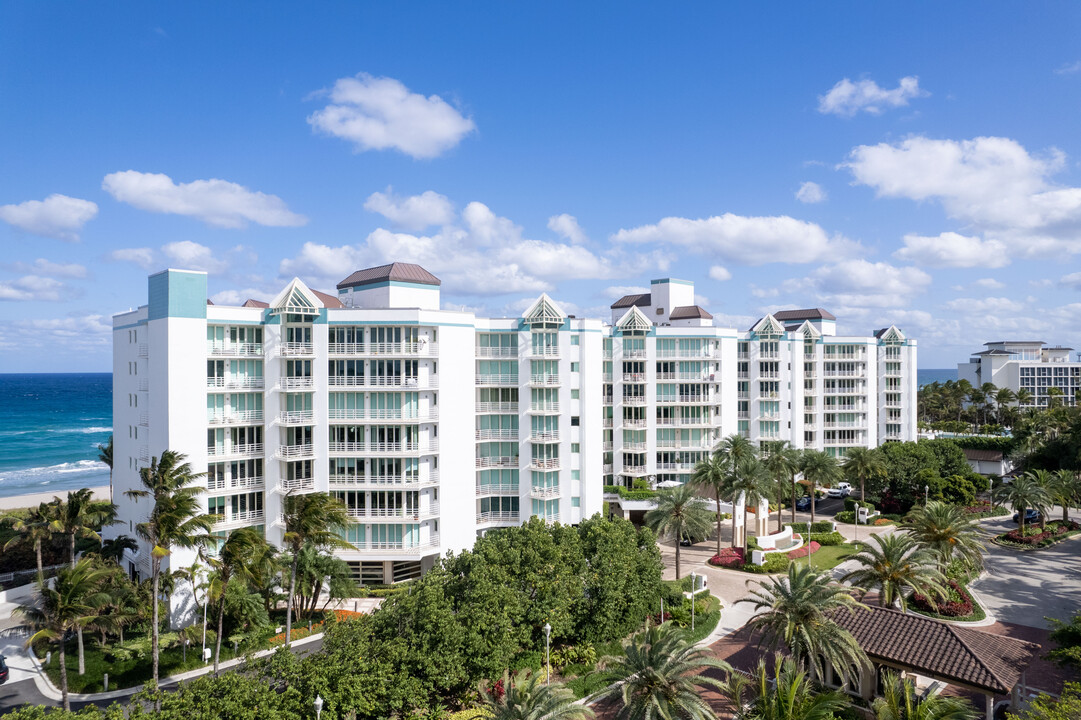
[787,541,820,559]
[708,547,744,568]
[997,520,1080,548]
[872,517,895,526]
[269,620,326,646]
[963,502,1009,518]
[911,579,973,618]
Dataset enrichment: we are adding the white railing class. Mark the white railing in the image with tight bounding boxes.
[602,417,613,427]
[529,374,560,386]
[656,373,714,381]
[655,348,714,359]
[345,536,440,554]
[656,440,712,450]
[327,376,365,387]
[279,342,314,356]
[215,510,265,526]
[230,475,264,490]
[330,474,433,487]
[208,443,263,458]
[623,373,646,382]
[476,402,518,413]
[531,431,559,442]
[824,370,865,378]
[138,378,149,392]
[530,458,560,470]
[624,418,646,427]
[603,442,613,451]
[623,442,647,451]
[328,441,439,454]
[277,443,314,459]
[208,343,262,357]
[345,504,438,520]
[603,463,613,473]
[602,374,613,382]
[363,376,437,390]
[804,370,817,378]
[207,377,225,388]
[329,409,436,422]
[280,377,313,390]
[621,465,647,475]
[476,456,519,468]
[530,486,560,498]
[139,412,149,427]
[476,483,520,495]
[476,429,519,441]
[278,411,313,425]
[622,349,648,359]
[656,416,711,426]
[476,374,519,385]
[279,477,315,492]
[138,343,148,357]
[477,511,520,524]
[529,346,560,358]
[623,396,647,405]
[656,462,697,471]
[476,346,517,357]
[759,371,780,379]
[228,377,265,389]
[823,422,866,429]
[329,342,438,356]
[657,395,711,404]
[530,403,560,414]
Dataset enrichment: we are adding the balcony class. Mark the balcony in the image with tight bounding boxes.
[208,443,264,458]
[656,348,714,359]
[476,429,519,441]
[824,370,865,378]
[279,342,314,356]
[137,343,148,358]
[529,346,560,358]
[207,410,265,425]
[622,349,648,359]
[276,443,314,460]
[350,375,437,390]
[656,439,711,450]
[329,341,438,356]
[529,374,560,386]
[530,458,561,471]
[804,370,817,378]
[624,418,646,428]
[344,503,439,520]
[475,346,517,358]
[530,431,559,443]
[529,403,560,414]
[278,476,315,492]
[328,440,439,456]
[603,441,613,451]
[476,374,519,386]
[330,474,435,488]
[278,410,313,425]
[208,343,263,357]
[656,372,715,382]
[602,374,613,382]
[759,371,780,379]
[623,441,647,451]
[822,421,867,429]
[530,485,560,499]
[622,373,646,383]
[328,408,437,422]
[657,395,711,404]
[622,396,647,406]
[476,482,520,496]
[656,461,697,472]
[343,536,440,554]
[280,377,313,390]
[602,417,613,428]
[477,511,520,525]
[602,463,613,474]
[476,401,519,414]
[620,465,647,475]
[213,509,265,528]
[476,456,519,469]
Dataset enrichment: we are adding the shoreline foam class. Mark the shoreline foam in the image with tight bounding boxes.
[0,485,111,511]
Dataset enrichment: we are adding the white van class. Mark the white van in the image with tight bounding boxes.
[826,482,852,498]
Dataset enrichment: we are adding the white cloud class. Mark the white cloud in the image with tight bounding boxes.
[708,266,732,281]
[9,259,87,278]
[0,275,66,301]
[547,214,588,244]
[0,313,110,355]
[107,247,157,269]
[102,171,307,229]
[0,194,98,240]
[162,241,227,273]
[611,213,857,265]
[817,76,926,117]
[893,232,1009,268]
[363,189,454,231]
[1055,61,1081,76]
[792,260,932,308]
[796,182,827,204]
[605,285,649,299]
[973,278,1006,290]
[308,73,475,159]
[210,287,272,306]
[1060,272,1081,289]
[846,135,1081,257]
[943,296,1026,314]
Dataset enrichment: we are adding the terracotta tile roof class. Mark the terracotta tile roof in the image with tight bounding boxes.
[828,605,1039,694]
[312,289,344,308]
[242,299,269,308]
[207,299,214,305]
[773,308,836,321]
[964,449,1004,462]
[670,305,713,320]
[337,262,441,289]
[611,293,651,309]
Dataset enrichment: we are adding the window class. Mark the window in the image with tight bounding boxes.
[571,336,580,345]
[571,389,580,399]
[571,416,580,427]
[571,443,580,454]
[572,497,581,507]
[571,362,580,372]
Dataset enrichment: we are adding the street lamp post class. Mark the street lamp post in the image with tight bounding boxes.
[314,695,323,720]
[543,622,552,686]
[690,572,696,632]
[925,484,929,505]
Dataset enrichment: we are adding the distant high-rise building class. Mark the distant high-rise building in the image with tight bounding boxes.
[959,341,1081,407]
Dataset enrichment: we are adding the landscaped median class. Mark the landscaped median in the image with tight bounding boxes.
[909,562,988,623]
[992,519,1081,550]
[707,527,855,574]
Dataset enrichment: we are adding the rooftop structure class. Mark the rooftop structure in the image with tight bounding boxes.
[959,340,1081,408]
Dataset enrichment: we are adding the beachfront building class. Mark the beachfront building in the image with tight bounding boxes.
[110,262,916,621]
[958,341,1081,408]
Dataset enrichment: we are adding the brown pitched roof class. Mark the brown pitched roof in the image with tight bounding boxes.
[337,262,441,289]
[773,308,836,321]
[242,299,269,308]
[611,293,651,309]
[312,289,344,308]
[828,605,1039,694]
[670,305,713,320]
[964,448,1004,462]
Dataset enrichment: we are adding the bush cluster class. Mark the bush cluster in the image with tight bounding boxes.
[787,541,820,559]
[787,521,834,534]
[834,511,856,524]
[911,579,974,617]
[708,547,744,568]
[962,502,1009,518]
[843,498,876,513]
[1001,520,1080,547]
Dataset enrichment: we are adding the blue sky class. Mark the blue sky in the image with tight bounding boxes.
[2,2,1081,372]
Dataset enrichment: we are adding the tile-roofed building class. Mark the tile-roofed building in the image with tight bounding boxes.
[773,308,836,322]
[337,262,441,290]
[242,299,269,308]
[669,305,713,320]
[312,289,344,309]
[610,292,651,310]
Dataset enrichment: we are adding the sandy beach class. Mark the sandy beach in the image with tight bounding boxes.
[0,485,111,512]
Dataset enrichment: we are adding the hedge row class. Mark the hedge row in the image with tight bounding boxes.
[787,521,834,535]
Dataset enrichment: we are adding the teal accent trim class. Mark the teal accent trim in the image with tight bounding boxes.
[350,280,440,291]
[206,319,264,326]
[650,278,693,286]
[326,319,475,328]
[113,320,148,331]
[315,309,328,325]
[148,270,207,321]
[264,313,281,325]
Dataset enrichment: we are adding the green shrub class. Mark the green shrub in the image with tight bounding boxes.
[835,511,856,524]
[808,531,845,546]
[550,643,597,670]
[744,552,790,574]
[788,521,834,535]
[843,497,875,513]
[746,535,761,550]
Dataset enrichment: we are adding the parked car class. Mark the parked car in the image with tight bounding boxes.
[795,495,813,511]
[1013,509,1042,524]
[0,654,8,685]
[826,482,852,498]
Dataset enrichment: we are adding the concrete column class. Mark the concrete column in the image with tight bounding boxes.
[985,694,994,720]
[383,561,394,585]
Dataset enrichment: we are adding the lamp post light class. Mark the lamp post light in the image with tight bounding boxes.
[543,622,552,686]
[690,572,696,632]
[314,694,323,720]
[925,484,929,505]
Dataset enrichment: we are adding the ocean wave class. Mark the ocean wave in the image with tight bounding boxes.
[0,460,110,485]
[44,426,112,434]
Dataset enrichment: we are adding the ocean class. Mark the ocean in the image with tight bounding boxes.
[917,368,957,387]
[0,373,112,500]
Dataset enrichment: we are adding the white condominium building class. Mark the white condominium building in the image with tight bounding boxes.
[110,263,916,614]
[959,341,1081,408]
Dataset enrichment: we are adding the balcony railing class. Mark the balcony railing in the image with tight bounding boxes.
[623,441,647,451]
[328,441,439,455]
[656,462,697,472]
[602,417,613,428]
[530,431,559,443]
[344,504,438,520]
[138,378,149,392]
[329,408,436,422]
[278,411,313,425]
[622,396,647,406]
[529,403,560,414]
[208,410,264,425]
[603,463,613,473]
[475,346,517,358]
[530,486,560,499]
[622,373,646,383]
[530,458,561,470]
[343,536,441,554]
[477,511,520,524]
[476,456,519,469]
[476,429,519,441]
[327,376,365,388]
[529,346,560,358]
[529,374,560,386]
[280,377,314,390]
[329,473,435,488]
[329,342,438,356]
[476,402,518,413]
[656,416,711,427]
[208,443,264,458]
[655,348,714,359]
[620,465,647,475]
[137,343,148,358]
[622,349,648,359]
[624,418,646,428]
[276,443,314,459]
[656,372,715,382]
[657,395,711,404]
[278,476,315,492]
[655,440,712,450]
[476,374,519,386]
[138,412,149,427]
[279,342,314,356]
[208,343,263,357]
[213,510,265,527]
[329,375,437,390]
[476,482,520,495]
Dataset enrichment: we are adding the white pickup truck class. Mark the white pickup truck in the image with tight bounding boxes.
[826,482,852,498]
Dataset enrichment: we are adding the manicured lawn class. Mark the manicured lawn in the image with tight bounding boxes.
[789,542,865,570]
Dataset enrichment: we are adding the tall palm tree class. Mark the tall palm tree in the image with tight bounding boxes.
[594,624,732,720]
[799,450,841,525]
[1016,387,1033,409]
[4,501,57,582]
[691,453,731,556]
[993,472,1052,535]
[97,435,114,502]
[739,564,867,679]
[873,671,976,720]
[1048,469,1080,523]
[841,447,886,505]
[13,558,112,711]
[479,669,594,720]
[839,533,948,611]
[281,491,352,647]
[206,527,265,672]
[902,501,985,572]
[645,483,714,579]
[124,450,215,694]
[1047,386,1065,409]
[994,388,1017,426]
[731,457,769,558]
[716,434,757,548]
[725,653,848,720]
[763,442,802,529]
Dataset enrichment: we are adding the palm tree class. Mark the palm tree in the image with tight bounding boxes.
[691,453,731,556]
[644,483,714,579]
[124,450,215,694]
[993,472,1052,535]
[594,624,732,720]
[725,653,848,720]
[839,533,948,611]
[994,388,1017,426]
[13,558,112,711]
[841,447,886,505]
[902,501,985,572]
[479,669,594,720]
[1048,469,1080,523]
[739,564,867,679]
[1047,386,1065,409]
[97,435,114,501]
[281,491,352,647]
[4,501,57,582]
[731,457,769,558]
[764,442,802,529]
[873,671,976,720]
[799,450,841,525]
[716,434,757,548]
[1016,387,1033,409]
[206,527,265,672]
[96,534,138,565]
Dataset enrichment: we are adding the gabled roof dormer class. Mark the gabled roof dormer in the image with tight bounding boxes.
[751,313,785,338]
[875,325,906,344]
[269,278,322,316]
[523,293,567,328]
[616,305,653,335]
[796,320,821,340]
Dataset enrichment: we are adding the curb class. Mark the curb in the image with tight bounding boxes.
[24,631,326,703]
